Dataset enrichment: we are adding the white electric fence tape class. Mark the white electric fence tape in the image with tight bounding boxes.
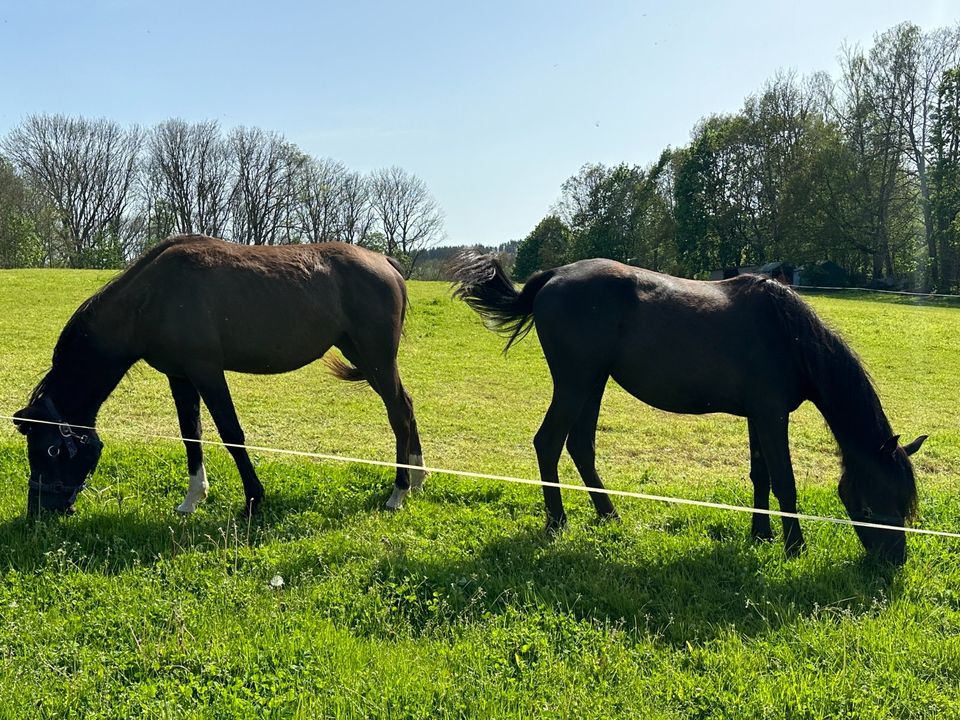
[3,413,958,539]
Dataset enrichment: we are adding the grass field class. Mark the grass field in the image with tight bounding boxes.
[1,269,959,718]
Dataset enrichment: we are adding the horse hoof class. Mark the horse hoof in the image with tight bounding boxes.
[245,496,264,517]
[176,491,208,515]
[544,515,567,536]
[751,531,775,544]
[177,468,209,514]
[386,486,408,510]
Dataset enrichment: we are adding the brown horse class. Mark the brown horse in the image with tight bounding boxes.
[452,253,926,565]
[13,234,425,516]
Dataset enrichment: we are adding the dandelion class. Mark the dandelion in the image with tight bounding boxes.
[269,575,284,590]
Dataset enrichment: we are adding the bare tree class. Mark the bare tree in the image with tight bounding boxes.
[555,163,609,229]
[2,114,144,267]
[337,170,376,245]
[369,166,444,274]
[295,156,348,242]
[830,44,915,281]
[229,127,303,245]
[146,119,232,238]
[875,22,960,289]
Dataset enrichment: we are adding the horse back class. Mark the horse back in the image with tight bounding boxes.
[98,236,406,374]
[531,261,806,416]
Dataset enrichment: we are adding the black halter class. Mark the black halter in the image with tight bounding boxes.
[43,396,89,458]
[849,506,904,528]
[27,397,101,504]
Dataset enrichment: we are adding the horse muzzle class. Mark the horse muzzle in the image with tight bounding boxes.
[27,477,82,516]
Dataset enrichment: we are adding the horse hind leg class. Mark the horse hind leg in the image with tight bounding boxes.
[565,381,619,520]
[169,376,209,514]
[535,385,593,533]
[377,374,420,510]
[407,411,426,492]
[338,336,422,509]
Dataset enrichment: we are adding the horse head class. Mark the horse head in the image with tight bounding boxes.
[838,434,927,565]
[13,399,103,515]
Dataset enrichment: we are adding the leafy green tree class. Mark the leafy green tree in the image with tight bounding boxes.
[0,157,51,267]
[557,157,673,269]
[880,23,960,289]
[513,215,570,279]
[828,42,924,283]
[929,67,960,291]
[673,116,751,276]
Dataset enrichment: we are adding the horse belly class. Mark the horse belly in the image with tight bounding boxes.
[144,306,339,376]
[614,372,748,416]
[611,343,752,416]
[219,320,338,374]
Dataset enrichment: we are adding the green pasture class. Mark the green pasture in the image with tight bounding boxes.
[0,269,958,718]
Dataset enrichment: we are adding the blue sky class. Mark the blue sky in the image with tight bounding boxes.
[1,1,956,246]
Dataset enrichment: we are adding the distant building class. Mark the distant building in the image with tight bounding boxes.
[794,261,850,288]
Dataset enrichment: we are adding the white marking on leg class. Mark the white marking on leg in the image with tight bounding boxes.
[176,465,209,514]
[385,485,408,510]
[409,454,427,491]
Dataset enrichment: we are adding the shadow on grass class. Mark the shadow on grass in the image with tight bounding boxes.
[0,442,903,647]
[0,463,398,574]
[362,524,900,645]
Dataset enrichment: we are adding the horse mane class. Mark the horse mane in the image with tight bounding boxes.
[743,276,891,438]
[743,276,916,513]
[28,236,202,405]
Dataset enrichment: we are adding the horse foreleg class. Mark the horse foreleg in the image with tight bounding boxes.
[169,376,208,514]
[752,415,805,557]
[565,382,618,520]
[190,370,265,516]
[747,419,774,542]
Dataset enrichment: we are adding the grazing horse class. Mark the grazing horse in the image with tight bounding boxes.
[452,254,926,564]
[13,234,425,516]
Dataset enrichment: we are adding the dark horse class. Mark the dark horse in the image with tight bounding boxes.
[452,254,926,564]
[13,235,425,516]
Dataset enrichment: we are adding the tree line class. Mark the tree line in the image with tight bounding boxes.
[0,118,444,275]
[514,22,960,292]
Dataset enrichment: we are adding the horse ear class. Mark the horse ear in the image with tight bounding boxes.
[902,435,928,457]
[878,435,900,457]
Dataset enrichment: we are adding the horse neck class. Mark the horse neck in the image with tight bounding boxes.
[40,316,136,428]
[808,344,892,460]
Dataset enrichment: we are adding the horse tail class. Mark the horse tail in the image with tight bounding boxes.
[386,255,404,276]
[325,355,367,383]
[451,252,556,352]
